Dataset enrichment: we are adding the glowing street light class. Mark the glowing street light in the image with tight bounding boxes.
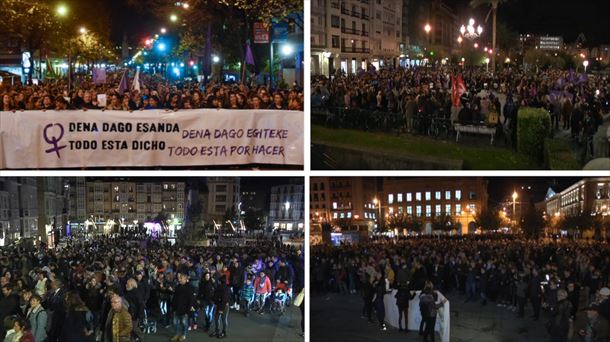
[485,57,490,72]
[457,36,463,44]
[170,14,178,22]
[212,55,220,63]
[474,43,479,49]
[460,18,483,40]
[424,24,431,34]
[160,27,167,34]
[282,44,293,56]
[56,4,68,16]
[79,27,87,34]
[512,191,518,225]
[157,42,166,51]
[583,60,589,73]
[182,2,189,9]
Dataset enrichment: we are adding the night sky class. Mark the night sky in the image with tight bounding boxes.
[101,1,609,46]
[486,177,581,205]
[451,0,610,45]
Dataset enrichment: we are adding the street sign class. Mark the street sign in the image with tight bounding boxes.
[253,22,269,44]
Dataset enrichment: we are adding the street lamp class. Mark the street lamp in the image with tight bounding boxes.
[512,191,518,225]
[485,57,490,72]
[457,36,463,44]
[56,4,68,16]
[323,51,332,76]
[282,44,293,56]
[170,14,178,22]
[424,23,431,34]
[79,27,87,35]
[583,60,589,73]
[212,55,220,63]
[160,27,167,34]
[460,18,483,40]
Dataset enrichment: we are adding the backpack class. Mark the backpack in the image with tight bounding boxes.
[419,293,436,318]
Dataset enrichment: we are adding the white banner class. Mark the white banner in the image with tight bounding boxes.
[384,290,450,342]
[0,109,303,168]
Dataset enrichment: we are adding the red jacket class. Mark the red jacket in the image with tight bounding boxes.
[253,275,272,295]
[20,331,35,342]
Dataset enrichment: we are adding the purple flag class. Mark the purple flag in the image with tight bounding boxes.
[245,43,255,66]
[117,70,128,95]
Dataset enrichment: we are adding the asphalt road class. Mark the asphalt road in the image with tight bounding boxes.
[311,292,555,342]
[143,305,303,342]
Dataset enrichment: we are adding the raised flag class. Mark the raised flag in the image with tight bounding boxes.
[45,58,57,80]
[132,69,141,92]
[245,43,255,66]
[117,70,128,95]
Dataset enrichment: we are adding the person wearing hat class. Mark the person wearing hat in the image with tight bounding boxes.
[578,306,610,342]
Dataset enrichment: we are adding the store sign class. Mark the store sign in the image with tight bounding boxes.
[253,22,269,43]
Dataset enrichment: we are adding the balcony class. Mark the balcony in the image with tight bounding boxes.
[341,7,350,15]
[361,30,369,37]
[351,10,360,18]
[330,1,340,9]
[341,27,361,35]
[341,46,370,54]
[361,13,369,20]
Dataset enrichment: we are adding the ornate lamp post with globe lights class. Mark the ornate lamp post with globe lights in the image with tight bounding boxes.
[459,18,483,41]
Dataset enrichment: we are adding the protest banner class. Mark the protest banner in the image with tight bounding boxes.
[0,109,303,168]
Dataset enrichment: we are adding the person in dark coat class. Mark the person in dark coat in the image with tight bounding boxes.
[0,284,21,338]
[547,289,572,342]
[211,275,231,339]
[198,272,216,332]
[395,284,416,332]
[61,292,94,342]
[372,273,390,331]
[170,273,194,342]
[45,278,66,342]
[529,269,543,321]
[419,282,447,342]
[229,262,244,310]
[361,274,375,323]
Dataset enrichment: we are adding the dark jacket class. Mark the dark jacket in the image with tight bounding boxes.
[213,282,231,309]
[172,284,194,316]
[199,278,216,302]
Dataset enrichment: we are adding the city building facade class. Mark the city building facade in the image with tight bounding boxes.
[204,177,240,228]
[311,0,403,75]
[544,177,610,218]
[382,177,488,234]
[269,180,304,231]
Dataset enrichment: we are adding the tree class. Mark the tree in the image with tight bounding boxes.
[335,218,353,231]
[521,206,545,239]
[470,0,511,73]
[475,208,502,232]
[432,214,454,233]
[243,209,264,231]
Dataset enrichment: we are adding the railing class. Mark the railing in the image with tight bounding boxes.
[340,46,370,53]
[341,26,361,35]
[361,13,369,20]
[330,1,340,9]
[351,10,360,18]
[361,30,369,37]
[341,7,350,15]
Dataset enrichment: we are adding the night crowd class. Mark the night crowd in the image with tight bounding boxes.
[0,232,305,342]
[312,66,609,148]
[0,71,304,112]
[312,236,610,342]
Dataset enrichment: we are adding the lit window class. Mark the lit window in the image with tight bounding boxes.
[398,206,403,214]
[333,212,338,219]
[455,190,462,200]
[364,213,368,218]
[435,191,441,200]
[388,194,394,204]
[445,204,451,215]
[406,193,412,202]
[397,194,403,203]
[435,205,441,216]
[389,207,394,214]
[333,202,337,209]
[445,191,451,200]
[416,192,422,201]
[469,204,476,213]
[407,206,413,215]
[425,192,431,201]
[347,212,352,218]
[426,205,431,217]
[416,205,422,217]
[456,204,462,214]
[340,213,345,218]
